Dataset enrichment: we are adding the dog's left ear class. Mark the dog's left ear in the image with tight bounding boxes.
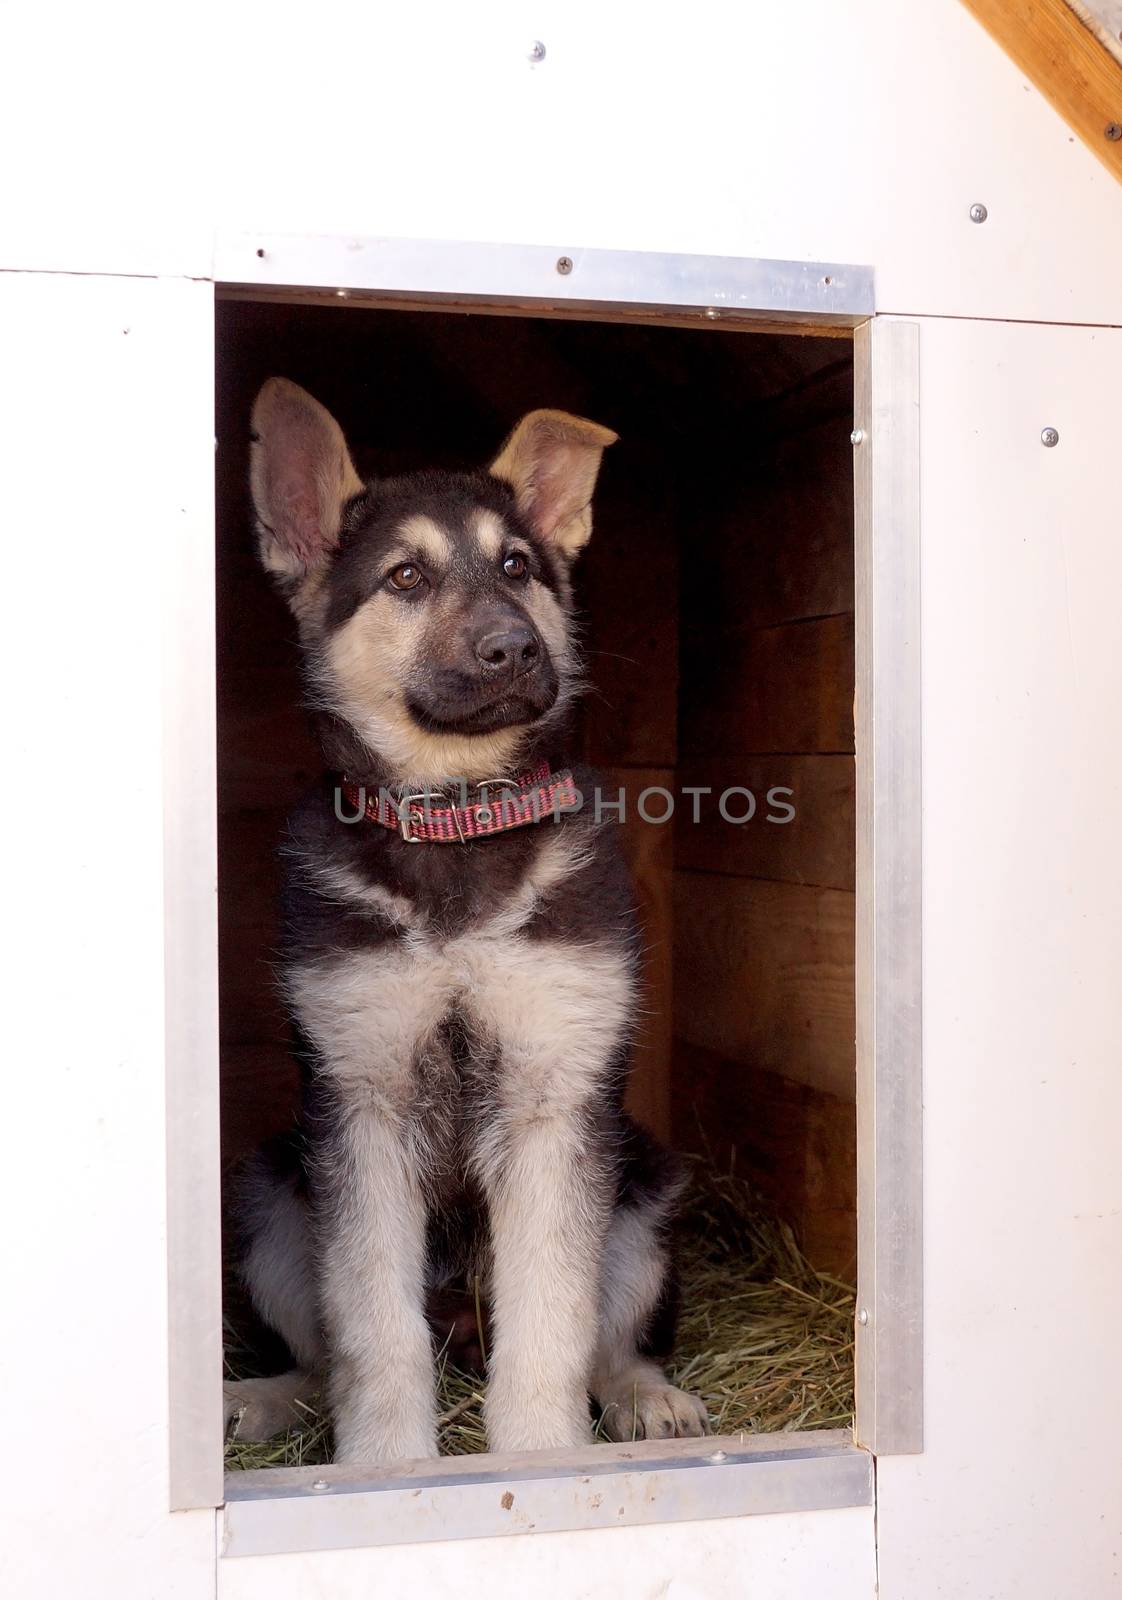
[489,409,618,560]
[249,377,363,592]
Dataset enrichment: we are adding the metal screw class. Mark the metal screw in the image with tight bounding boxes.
[969,202,988,224]
[708,1450,728,1464]
[1105,122,1122,141]
[850,427,866,446]
[1041,426,1060,448]
[335,289,349,300]
[529,40,546,62]
[704,307,721,321]
[311,1478,331,1492]
[556,256,573,275]
[857,1308,869,1326]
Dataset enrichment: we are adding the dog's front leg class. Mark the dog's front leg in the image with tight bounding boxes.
[471,940,632,1455]
[483,1115,608,1453]
[321,1110,438,1464]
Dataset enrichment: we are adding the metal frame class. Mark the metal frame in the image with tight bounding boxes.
[853,320,924,1454]
[223,1433,871,1557]
[164,236,923,1539]
[213,232,873,328]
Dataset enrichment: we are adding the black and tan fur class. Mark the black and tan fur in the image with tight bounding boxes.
[224,379,707,1462]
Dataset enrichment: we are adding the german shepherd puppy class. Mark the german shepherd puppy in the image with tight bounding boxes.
[223,379,707,1463]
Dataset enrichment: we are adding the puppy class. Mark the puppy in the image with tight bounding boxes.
[223,380,707,1462]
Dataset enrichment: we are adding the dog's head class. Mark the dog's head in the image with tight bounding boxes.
[248,379,616,786]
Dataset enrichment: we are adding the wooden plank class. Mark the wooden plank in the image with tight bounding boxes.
[671,1039,856,1279]
[216,282,860,338]
[756,358,855,441]
[1068,0,1122,68]
[960,0,1122,182]
[580,474,679,769]
[680,411,854,638]
[221,1041,300,1163]
[673,872,856,1101]
[680,614,854,758]
[218,707,319,812]
[675,755,855,890]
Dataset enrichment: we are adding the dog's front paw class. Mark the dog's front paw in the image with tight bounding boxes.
[598,1379,709,1442]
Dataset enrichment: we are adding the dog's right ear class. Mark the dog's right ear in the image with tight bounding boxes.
[249,378,363,592]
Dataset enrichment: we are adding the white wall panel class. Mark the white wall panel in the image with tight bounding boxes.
[876,315,1122,1597]
[218,1506,875,1600]
[3,1,1122,325]
[0,273,218,1597]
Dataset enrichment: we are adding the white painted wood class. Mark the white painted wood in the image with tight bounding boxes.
[853,322,924,1456]
[0,273,218,1595]
[218,1506,877,1600]
[2,1,1122,327]
[875,316,1122,1598]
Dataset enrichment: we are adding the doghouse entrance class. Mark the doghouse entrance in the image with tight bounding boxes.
[216,295,858,1468]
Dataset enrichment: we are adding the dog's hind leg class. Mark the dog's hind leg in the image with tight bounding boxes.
[591,1164,709,1442]
[231,1138,325,1368]
[224,1135,326,1440]
[224,1370,321,1441]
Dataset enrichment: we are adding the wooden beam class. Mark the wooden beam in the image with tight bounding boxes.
[959,0,1122,183]
[1068,1,1122,70]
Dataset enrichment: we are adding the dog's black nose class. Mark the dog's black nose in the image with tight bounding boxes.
[476,625,540,677]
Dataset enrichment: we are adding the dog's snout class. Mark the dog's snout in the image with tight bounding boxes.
[475,624,540,677]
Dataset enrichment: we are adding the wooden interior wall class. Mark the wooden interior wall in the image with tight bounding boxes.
[671,361,858,1275]
[216,301,856,1274]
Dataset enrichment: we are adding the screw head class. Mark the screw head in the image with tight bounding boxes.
[969,202,988,223]
[1041,426,1060,448]
[708,1450,728,1463]
[1105,122,1122,141]
[529,40,546,62]
[311,1478,331,1492]
[704,307,721,321]
[857,1308,870,1326]
[850,427,866,446]
[556,255,573,275]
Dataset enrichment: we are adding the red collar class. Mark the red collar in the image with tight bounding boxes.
[341,760,581,844]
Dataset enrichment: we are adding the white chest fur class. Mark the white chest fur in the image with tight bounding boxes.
[287,832,635,1127]
[289,929,633,1118]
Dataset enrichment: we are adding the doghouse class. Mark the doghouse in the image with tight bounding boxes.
[6,3,1122,1598]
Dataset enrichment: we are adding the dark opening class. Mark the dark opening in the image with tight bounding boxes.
[216,298,857,1461]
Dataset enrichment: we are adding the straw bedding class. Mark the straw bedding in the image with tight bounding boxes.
[225,1162,855,1470]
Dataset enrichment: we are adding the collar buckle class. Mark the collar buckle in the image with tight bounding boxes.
[398,788,461,844]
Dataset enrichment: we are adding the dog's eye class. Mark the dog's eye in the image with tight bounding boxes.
[502,553,528,580]
[388,563,423,591]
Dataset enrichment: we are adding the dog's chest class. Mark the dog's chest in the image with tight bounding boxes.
[288,843,634,1127]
